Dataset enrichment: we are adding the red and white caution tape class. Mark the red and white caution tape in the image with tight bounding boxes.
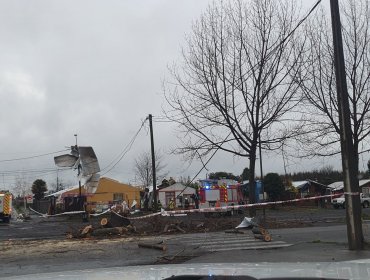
[29,207,85,217]
[30,194,342,220]
[157,193,342,216]
[89,208,111,217]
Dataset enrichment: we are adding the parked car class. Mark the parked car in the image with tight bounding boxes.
[332,193,370,209]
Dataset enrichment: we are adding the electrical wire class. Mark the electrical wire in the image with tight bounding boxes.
[0,149,70,163]
[100,118,148,176]
[176,133,232,198]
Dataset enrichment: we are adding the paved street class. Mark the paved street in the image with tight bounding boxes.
[2,207,370,278]
[166,231,292,252]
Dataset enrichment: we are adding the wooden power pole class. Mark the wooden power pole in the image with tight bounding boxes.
[148,114,157,212]
[330,0,363,250]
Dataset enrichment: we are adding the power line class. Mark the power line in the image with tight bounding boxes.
[100,118,148,176]
[176,133,232,198]
[0,149,70,163]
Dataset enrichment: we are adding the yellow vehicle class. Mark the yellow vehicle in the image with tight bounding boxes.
[0,190,12,223]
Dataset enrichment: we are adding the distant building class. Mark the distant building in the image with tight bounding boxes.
[157,182,196,208]
[47,177,141,213]
[327,179,370,195]
[291,180,329,198]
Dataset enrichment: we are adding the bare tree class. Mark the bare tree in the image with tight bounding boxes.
[13,175,30,197]
[133,150,168,188]
[164,0,304,214]
[297,0,370,175]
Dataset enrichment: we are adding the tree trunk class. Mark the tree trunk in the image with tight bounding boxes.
[248,142,257,217]
[353,140,360,184]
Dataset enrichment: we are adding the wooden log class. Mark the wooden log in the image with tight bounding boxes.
[100,218,112,228]
[254,233,272,242]
[81,225,93,236]
[138,242,167,251]
[252,227,267,235]
[263,234,272,242]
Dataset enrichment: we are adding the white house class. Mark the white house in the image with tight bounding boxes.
[158,182,196,208]
[328,180,370,195]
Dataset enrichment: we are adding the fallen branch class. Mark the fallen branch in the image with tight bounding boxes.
[138,242,167,251]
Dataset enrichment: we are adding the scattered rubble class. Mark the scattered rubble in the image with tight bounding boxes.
[64,211,315,240]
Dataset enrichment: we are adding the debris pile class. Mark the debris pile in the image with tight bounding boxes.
[66,215,136,239]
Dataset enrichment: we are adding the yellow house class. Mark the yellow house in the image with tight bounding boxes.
[58,177,141,212]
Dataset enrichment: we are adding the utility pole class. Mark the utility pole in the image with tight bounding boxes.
[330,0,363,250]
[74,134,83,211]
[148,114,157,212]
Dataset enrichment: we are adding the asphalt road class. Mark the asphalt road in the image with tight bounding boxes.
[2,206,370,278]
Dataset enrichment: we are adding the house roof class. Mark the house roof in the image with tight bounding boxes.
[327,179,370,191]
[291,181,308,188]
[45,185,79,198]
[158,182,196,194]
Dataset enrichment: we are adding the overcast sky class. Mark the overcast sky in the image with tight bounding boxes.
[0,0,358,193]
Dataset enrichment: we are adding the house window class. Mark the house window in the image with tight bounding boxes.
[113,193,124,202]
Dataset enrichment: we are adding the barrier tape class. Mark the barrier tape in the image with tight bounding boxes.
[121,193,343,220]
[343,192,360,196]
[29,193,343,220]
[89,208,111,217]
[157,193,343,216]
[112,210,161,220]
[29,207,85,217]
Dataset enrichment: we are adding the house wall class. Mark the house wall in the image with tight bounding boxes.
[61,177,141,212]
[158,183,196,208]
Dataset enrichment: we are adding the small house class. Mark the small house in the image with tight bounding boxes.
[157,182,196,208]
[48,177,141,213]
